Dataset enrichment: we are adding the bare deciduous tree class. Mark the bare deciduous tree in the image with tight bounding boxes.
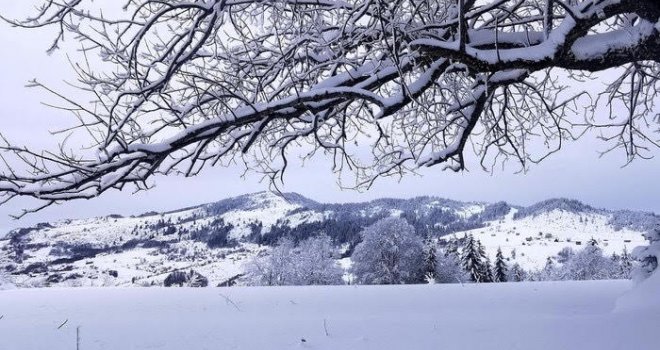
[0,0,658,215]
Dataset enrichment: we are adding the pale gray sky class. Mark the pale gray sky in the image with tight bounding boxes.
[0,4,658,234]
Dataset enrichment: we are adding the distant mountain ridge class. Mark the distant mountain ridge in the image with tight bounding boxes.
[0,192,656,287]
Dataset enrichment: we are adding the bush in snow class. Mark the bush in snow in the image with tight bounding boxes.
[246,235,343,286]
[164,269,208,287]
[556,247,575,264]
[632,225,660,283]
[351,217,424,284]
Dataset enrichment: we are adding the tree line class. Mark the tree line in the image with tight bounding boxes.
[243,217,637,286]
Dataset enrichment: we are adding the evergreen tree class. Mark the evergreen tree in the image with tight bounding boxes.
[460,234,486,283]
[423,236,438,283]
[493,247,508,282]
[482,254,494,283]
[476,239,492,282]
[444,238,460,256]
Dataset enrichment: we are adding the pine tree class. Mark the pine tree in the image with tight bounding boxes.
[482,255,494,283]
[423,236,438,283]
[493,247,508,282]
[445,238,459,257]
[460,234,486,283]
[477,239,492,282]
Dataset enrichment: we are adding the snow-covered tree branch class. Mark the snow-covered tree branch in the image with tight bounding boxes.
[0,0,658,214]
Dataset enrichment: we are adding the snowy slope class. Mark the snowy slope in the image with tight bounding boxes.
[0,193,655,287]
[442,208,648,269]
[0,281,657,350]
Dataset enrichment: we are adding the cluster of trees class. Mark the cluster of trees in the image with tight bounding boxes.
[529,241,635,282]
[424,234,636,284]
[246,217,638,286]
[245,235,344,286]
[189,219,237,249]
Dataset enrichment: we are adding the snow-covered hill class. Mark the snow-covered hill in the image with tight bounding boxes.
[0,193,656,287]
[1,281,657,350]
[443,207,648,269]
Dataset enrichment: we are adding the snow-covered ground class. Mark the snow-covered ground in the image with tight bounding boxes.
[0,281,656,350]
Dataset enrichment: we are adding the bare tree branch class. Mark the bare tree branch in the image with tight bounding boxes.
[0,0,657,215]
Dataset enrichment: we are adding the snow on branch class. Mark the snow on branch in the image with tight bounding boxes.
[0,0,658,215]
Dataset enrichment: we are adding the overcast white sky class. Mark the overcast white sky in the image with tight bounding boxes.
[0,4,658,234]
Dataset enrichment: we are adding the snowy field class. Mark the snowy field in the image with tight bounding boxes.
[0,281,657,350]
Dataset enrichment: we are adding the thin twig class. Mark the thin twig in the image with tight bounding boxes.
[57,319,68,329]
[219,293,242,312]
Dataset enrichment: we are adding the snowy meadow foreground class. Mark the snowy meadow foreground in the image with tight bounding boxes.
[1,280,657,350]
